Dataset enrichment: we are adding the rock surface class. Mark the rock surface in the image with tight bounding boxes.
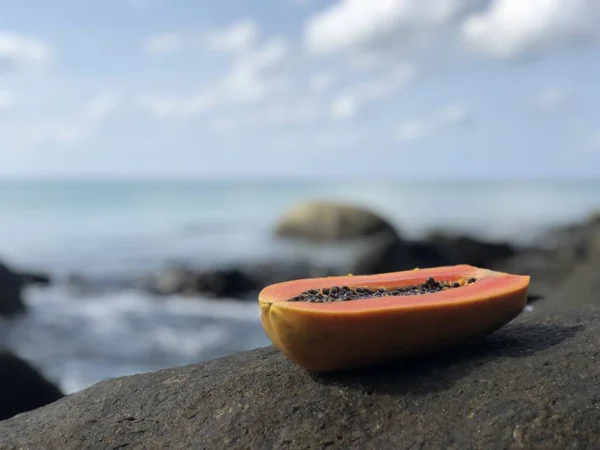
[0,261,51,317]
[0,350,64,422]
[275,200,399,242]
[425,231,517,267]
[1,307,599,450]
[351,234,450,275]
[139,265,259,299]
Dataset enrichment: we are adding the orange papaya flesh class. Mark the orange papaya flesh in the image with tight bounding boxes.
[258,264,529,372]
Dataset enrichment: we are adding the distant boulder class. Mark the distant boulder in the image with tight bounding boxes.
[0,349,64,421]
[140,265,259,299]
[275,201,399,242]
[425,231,517,268]
[352,234,450,275]
[192,268,259,298]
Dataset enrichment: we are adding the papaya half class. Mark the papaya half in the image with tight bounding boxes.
[258,265,529,372]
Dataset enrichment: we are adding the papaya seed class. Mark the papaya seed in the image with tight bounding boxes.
[287,277,477,303]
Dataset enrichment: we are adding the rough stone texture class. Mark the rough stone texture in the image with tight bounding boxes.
[1,307,599,450]
[0,350,64,421]
[275,201,399,242]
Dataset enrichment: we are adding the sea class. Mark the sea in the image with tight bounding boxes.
[0,179,599,394]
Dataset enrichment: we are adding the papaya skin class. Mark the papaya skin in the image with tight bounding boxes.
[259,265,529,372]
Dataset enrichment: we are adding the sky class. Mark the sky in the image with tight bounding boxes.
[1,0,600,180]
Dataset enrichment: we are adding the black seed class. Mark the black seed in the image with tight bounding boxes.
[287,277,475,302]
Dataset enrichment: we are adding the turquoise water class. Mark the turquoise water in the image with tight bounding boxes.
[1,179,599,276]
[0,179,599,394]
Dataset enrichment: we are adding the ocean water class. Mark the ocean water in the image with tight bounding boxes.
[0,179,599,394]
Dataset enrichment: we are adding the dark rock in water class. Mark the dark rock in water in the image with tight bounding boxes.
[275,200,400,242]
[425,230,517,267]
[239,260,341,289]
[1,307,598,449]
[0,261,51,317]
[18,272,51,286]
[0,262,26,317]
[139,261,342,300]
[0,349,64,421]
[140,264,197,297]
[352,235,450,275]
[191,268,259,299]
[140,265,259,299]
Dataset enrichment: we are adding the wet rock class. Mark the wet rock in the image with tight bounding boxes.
[425,231,517,267]
[1,307,598,449]
[0,349,64,421]
[275,201,399,242]
[352,235,450,275]
[537,255,600,311]
[140,264,196,296]
[498,212,600,305]
[0,261,52,317]
[140,265,259,299]
[0,262,25,317]
[191,268,259,299]
[240,261,341,289]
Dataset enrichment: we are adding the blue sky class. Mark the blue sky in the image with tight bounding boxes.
[1,0,600,179]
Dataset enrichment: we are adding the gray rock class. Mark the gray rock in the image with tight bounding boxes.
[0,349,64,421]
[275,201,399,242]
[352,234,450,275]
[140,265,259,299]
[538,255,600,311]
[425,231,517,267]
[1,307,599,449]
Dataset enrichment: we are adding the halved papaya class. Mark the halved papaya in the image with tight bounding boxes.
[258,265,529,371]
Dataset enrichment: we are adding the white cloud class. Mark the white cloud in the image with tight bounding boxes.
[462,0,600,59]
[142,30,290,117]
[330,63,416,120]
[589,133,600,152]
[141,92,216,118]
[309,71,337,92]
[7,92,121,148]
[270,126,365,153]
[0,90,15,111]
[537,87,567,109]
[396,102,470,141]
[439,103,469,125]
[397,120,430,141]
[206,19,259,53]
[123,0,161,9]
[331,95,358,120]
[0,32,53,71]
[143,33,183,54]
[305,0,470,55]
